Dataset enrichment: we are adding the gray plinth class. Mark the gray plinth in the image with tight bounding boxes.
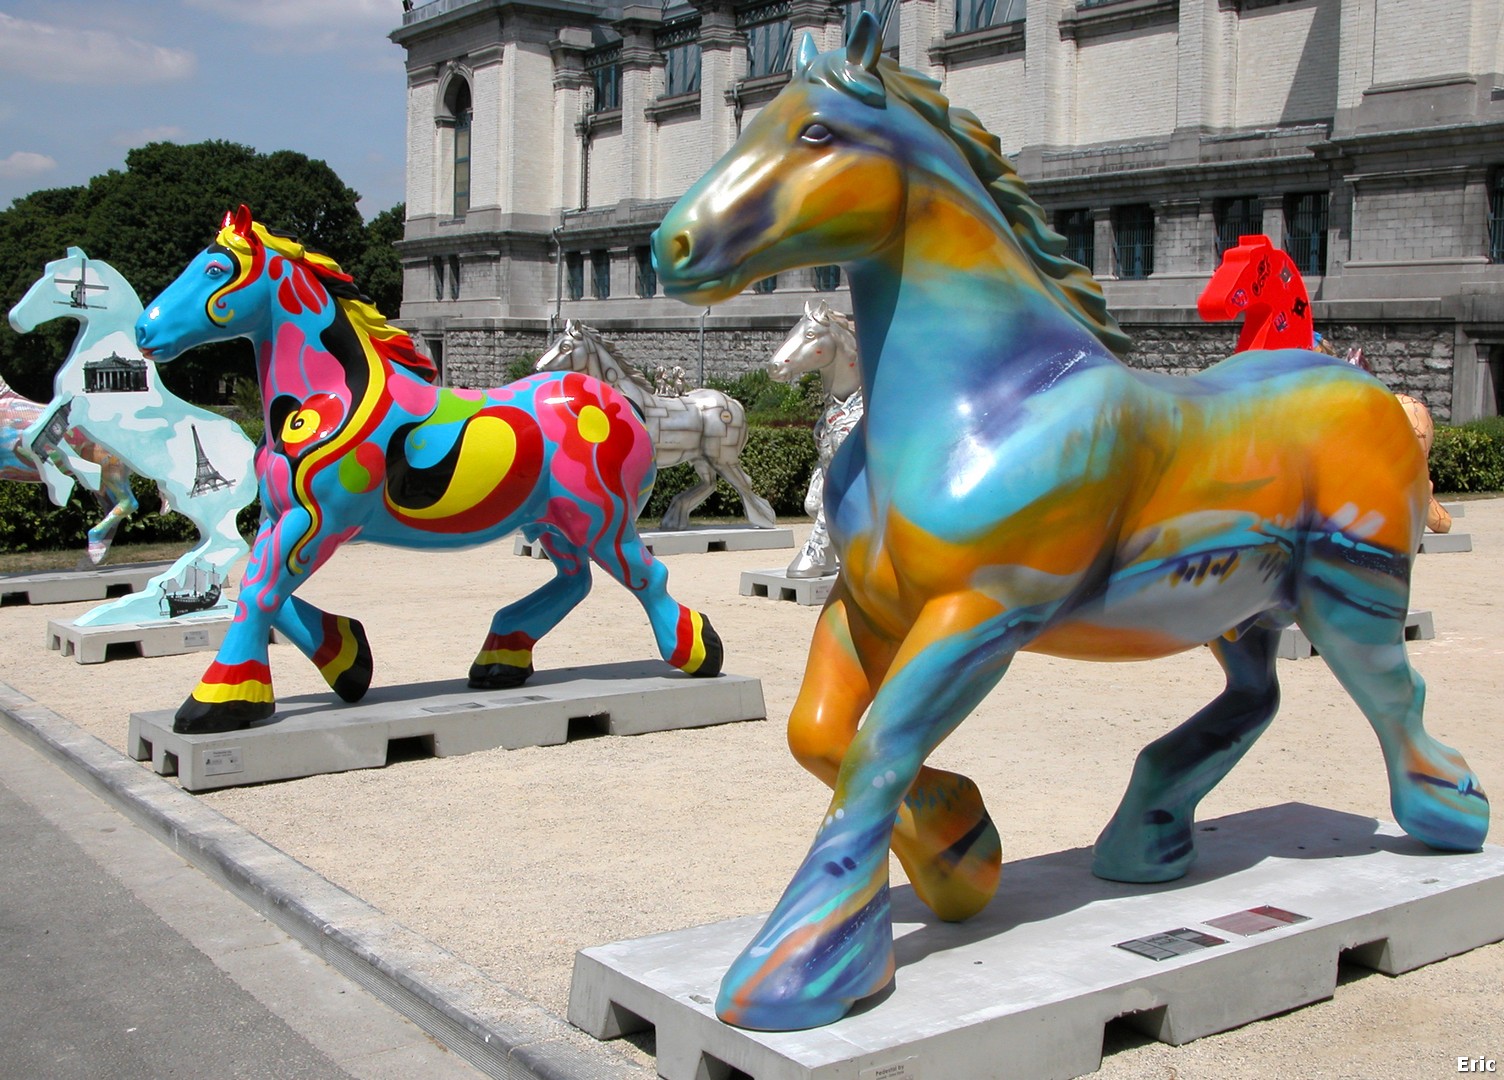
[514,528,796,559]
[569,802,1504,1080]
[128,661,766,792]
[0,562,171,606]
[740,569,835,607]
[1418,531,1472,554]
[1278,608,1433,660]
[47,614,231,664]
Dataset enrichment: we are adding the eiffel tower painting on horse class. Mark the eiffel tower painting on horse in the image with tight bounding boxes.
[134,206,722,734]
[9,248,258,625]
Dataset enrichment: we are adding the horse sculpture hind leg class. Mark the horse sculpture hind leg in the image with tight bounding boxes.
[1092,624,1282,882]
[1294,533,1487,852]
[468,526,594,688]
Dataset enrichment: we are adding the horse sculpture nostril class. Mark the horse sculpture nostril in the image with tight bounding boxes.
[670,232,694,268]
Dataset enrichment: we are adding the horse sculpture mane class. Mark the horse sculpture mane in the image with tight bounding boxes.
[804,50,1130,357]
[574,324,656,397]
[214,209,439,385]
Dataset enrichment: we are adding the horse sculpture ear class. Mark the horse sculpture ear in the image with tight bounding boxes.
[232,204,254,237]
[795,31,819,74]
[846,10,882,72]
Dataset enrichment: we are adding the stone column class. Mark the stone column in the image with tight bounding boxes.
[616,6,663,205]
[1169,0,1237,163]
[1154,198,1204,276]
[404,63,441,221]
[898,0,941,78]
[692,0,743,163]
[1259,194,1287,251]
[1020,0,1076,174]
[550,28,592,213]
[790,0,844,54]
[469,43,505,215]
[1092,206,1115,278]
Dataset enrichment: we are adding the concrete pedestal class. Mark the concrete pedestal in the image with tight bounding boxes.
[1439,501,1465,517]
[1278,609,1434,660]
[1418,532,1472,554]
[47,614,231,664]
[739,569,835,606]
[0,562,171,606]
[514,527,796,560]
[569,802,1504,1080]
[128,661,766,792]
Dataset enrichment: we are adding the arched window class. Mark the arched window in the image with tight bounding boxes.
[440,76,473,220]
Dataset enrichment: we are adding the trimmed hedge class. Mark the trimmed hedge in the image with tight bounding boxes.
[1430,418,1504,494]
[644,424,819,521]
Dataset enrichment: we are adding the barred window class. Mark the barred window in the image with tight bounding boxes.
[658,17,702,96]
[814,265,842,291]
[1215,196,1262,257]
[591,250,611,299]
[954,0,1026,32]
[741,2,792,79]
[448,255,460,301]
[432,256,446,301]
[1488,169,1504,264]
[1113,205,1155,279]
[635,247,657,298]
[587,46,621,112]
[1284,192,1328,276]
[566,253,584,302]
[1055,208,1094,273]
[752,274,778,294]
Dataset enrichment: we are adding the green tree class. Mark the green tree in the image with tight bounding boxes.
[347,202,405,319]
[0,141,378,403]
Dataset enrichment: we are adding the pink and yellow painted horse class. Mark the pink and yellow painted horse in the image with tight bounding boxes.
[653,17,1488,1030]
[136,207,721,734]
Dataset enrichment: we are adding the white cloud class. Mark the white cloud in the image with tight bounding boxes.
[0,13,196,85]
[185,0,394,30]
[0,151,59,181]
[112,126,188,148]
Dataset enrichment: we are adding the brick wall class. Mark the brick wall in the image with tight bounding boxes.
[656,110,710,198]
[1075,30,1178,144]
[1235,0,1340,127]
[1373,0,1475,85]
[945,52,1029,154]
[1351,178,1472,262]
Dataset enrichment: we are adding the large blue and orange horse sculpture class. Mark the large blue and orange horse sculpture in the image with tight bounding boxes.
[136,206,721,734]
[653,17,1488,1030]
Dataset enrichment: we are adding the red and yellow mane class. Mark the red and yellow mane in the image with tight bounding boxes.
[214,206,438,384]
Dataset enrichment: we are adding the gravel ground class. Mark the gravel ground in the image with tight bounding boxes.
[2,502,1500,1080]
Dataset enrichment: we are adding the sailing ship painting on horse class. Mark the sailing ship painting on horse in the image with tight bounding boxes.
[652,16,1488,1030]
[135,207,721,735]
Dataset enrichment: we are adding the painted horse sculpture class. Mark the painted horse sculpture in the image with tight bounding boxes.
[1197,234,1313,352]
[0,371,137,563]
[136,207,721,734]
[767,300,863,578]
[653,17,1489,1031]
[10,249,257,622]
[535,320,778,530]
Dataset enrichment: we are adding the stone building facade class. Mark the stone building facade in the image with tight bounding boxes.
[391,0,1504,420]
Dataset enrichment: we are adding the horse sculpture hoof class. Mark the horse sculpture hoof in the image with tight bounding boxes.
[173,696,274,734]
[468,662,534,689]
[323,616,373,703]
[690,615,724,678]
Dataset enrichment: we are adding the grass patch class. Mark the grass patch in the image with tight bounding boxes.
[0,541,192,575]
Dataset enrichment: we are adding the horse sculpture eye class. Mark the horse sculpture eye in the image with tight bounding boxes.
[206,264,226,278]
[800,122,833,145]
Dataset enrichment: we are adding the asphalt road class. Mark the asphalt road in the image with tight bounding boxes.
[0,721,482,1080]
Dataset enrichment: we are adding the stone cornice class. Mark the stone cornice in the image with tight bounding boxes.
[1059,0,1178,42]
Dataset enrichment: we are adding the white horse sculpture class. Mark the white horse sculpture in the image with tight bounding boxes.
[768,300,864,578]
[536,320,778,530]
[0,371,141,564]
[8,249,257,625]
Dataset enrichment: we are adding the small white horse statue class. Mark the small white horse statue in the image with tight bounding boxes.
[0,371,140,564]
[536,320,778,530]
[8,249,257,626]
[768,300,864,578]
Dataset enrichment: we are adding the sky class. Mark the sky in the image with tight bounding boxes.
[0,0,410,219]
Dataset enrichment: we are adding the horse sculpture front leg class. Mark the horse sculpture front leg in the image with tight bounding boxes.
[176,506,335,733]
[718,590,1022,1030]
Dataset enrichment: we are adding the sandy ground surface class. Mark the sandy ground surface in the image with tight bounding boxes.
[2,502,1501,1080]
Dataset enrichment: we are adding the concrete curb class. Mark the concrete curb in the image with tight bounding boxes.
[0,681,646,1080]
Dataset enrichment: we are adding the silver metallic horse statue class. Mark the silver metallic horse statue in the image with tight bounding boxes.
[768,300,864,578]
[536,320,778,530]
